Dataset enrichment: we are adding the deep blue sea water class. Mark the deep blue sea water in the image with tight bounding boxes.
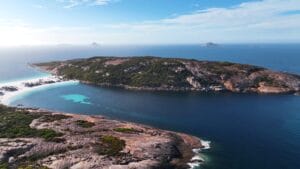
[1,44,300,169]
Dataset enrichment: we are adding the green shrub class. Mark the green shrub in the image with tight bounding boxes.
[0,105,62,141]
[40,114,70,123]
[75,120,95,128]
[94,135,126,156]
[18,165,45,169]
[113,128,141,134]
[0,162,49,169]
[37,129,63,141]
[0,163,8,169]
[253,76,283,87]
[17,164,49,169]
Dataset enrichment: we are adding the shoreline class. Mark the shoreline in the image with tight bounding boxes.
[188,140,211,168]
[0,75,79,105]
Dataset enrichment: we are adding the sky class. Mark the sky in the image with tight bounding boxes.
[0,0,299,46]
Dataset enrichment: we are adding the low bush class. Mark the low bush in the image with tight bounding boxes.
[113,127,141,134]
[17,164,49,169]
[0,162,49,169]
[94,135,125,156]
[37,129,63,141]
[75,120,95,128]
[40,114,70,123]
[0,163,8,169]
[0,105,62,141]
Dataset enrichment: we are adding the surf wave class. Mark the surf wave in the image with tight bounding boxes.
[188,140,211,169]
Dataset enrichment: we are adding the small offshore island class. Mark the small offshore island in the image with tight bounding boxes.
[36,56,300,94]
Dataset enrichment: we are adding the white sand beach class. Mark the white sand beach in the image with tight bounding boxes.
[0,75,79,105]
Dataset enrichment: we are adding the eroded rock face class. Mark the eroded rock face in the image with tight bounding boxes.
[0,139,37,163]
[35,56,300,94]
[1,109,202,169]
[182,60,300,94]
[186,76,201,89]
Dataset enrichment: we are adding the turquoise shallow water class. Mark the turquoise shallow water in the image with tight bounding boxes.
[61,94,92,105]
[1,44,300,169]
[2,81,79,105]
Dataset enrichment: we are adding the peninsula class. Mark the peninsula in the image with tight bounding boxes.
[0,105,206,169]
[35,56,300,94]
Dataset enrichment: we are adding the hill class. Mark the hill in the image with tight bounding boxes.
[35,56,300,94]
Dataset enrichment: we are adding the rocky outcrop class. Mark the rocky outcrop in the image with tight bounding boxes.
[0,108,203,169]
[34,56,300,94]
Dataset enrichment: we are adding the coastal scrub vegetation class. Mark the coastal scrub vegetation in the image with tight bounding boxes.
[0,162,50,169]
[39,114,70,123]
[50,57,193,88]
[16,164,49,169]
[0,105,62,141]
[253,76,287,87]
[113,127,141,134]
[75,120,95,128]
[0,163,8,169]
[94,135,126,156]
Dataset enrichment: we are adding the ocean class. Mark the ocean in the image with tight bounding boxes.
[1,44,300,169]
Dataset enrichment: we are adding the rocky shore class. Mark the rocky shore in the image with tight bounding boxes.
[0,106,205,169]
[34,56,300,94]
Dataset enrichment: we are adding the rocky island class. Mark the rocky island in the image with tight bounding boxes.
[35,56,300,94]
[0,105,205,169]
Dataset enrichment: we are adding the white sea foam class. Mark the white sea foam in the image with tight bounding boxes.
[188,139,211,169]
[201,140,211,150]
[0,75,79,106]
[188,162,201,169]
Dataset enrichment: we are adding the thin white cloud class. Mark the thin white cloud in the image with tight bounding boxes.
[94,0,111,6]
[104,0,300,43]
[57,0,114,8]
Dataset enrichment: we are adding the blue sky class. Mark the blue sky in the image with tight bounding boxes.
[0,0,299,46]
